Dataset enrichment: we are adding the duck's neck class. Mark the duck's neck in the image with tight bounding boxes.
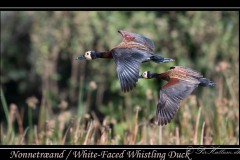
[95,51,112,59]
[149,73,160,79]
[153,72,169,81]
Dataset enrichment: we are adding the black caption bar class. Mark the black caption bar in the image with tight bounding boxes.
[1,146,240,160]
[0,0,240,8]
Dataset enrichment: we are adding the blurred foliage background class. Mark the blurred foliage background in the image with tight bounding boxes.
[0,11,239,145]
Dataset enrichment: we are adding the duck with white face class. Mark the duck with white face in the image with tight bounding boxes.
[138,66,216,126]
[75,30,174,93]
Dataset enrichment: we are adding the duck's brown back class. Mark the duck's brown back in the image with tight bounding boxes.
[116,30,155,52]
[167,66,203,84]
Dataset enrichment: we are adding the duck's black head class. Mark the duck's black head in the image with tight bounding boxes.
[76,51,98,61]
[138,71,152,79]
[139,71,159,79]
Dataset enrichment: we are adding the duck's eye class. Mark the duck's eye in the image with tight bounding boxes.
[87,52,89,55]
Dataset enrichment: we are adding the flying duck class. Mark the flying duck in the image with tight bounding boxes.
[139,66,216,125]
[76,30,174,92]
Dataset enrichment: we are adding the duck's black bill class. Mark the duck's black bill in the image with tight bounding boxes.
[76,55,85,61]
[162,58,175,63]
[138,75,143,79]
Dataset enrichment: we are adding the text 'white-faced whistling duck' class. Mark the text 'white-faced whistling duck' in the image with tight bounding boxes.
[76,30,174,92]
[139,66,216,126]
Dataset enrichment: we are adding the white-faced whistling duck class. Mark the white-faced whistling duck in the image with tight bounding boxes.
[138,66,216,126]
[76,30,174,93]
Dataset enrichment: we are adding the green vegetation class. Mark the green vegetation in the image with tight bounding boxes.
[0,11,239,145]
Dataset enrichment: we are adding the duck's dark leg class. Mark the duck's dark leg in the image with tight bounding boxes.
[198,78,216,87]
[150,54,174,63]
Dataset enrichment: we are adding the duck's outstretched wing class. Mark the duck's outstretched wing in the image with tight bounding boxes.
[156,79,199,125]
[112,48,151,92]
[117,30,155,52]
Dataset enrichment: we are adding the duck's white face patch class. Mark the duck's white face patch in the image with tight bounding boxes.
[84,51,92,60]
[142,71,148,79]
